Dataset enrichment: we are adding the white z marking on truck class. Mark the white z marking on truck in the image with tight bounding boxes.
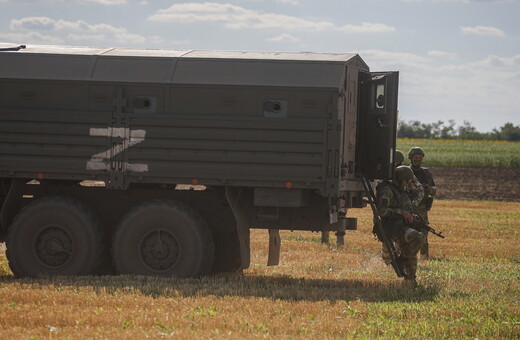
[87,128,148,172]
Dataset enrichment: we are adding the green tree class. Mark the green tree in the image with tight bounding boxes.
[493,123,520,141]
[458,121,481,140]
[397,119,520,140]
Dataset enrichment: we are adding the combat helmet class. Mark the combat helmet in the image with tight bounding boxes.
[408,146,425,159]
[394,165,414,182]
[394,150,405,164]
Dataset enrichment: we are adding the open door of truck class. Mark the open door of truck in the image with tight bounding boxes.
[356,71,399,180]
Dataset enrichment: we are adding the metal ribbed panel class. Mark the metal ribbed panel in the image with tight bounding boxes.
[0,109,328,188]
[126,115,327,185]
[0,109,110,179]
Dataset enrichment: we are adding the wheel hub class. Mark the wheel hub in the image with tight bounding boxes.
[34,226,73,268]
[140,229,179,271]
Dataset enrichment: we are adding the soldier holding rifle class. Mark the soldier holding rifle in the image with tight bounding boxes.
[408,147,437,260]
[375,166,426,287]
[394,150,424,208]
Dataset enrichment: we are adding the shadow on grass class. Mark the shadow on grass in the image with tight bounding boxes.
[427,256,454,262]
[0,273,440,303]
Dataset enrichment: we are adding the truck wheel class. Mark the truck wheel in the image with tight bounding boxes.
[6,196,104,277]
[112,200,214,277]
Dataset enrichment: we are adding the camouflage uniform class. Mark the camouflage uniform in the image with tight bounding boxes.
[376,180,426,282]
[411,166,436,257]
[393,150,423,207]
[408,174,424,208]
[376,175,423,207]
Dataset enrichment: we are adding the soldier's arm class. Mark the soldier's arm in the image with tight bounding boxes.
[409,175,424,207]
[425,169,436,196]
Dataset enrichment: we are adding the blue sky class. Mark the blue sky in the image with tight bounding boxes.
[1,0,518,132]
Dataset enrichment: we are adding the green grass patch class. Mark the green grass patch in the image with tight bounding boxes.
[397,138,520,167]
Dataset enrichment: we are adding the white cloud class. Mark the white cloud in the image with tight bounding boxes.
[362,50,520,129]
[170,39,191,46]
[460,25,505,37]
[66,33,106,43]
[472,54,520,68]
[267,33,299,42]
[0,31,63,45]
[276,0,299,4]
[10,17,56,31]
[66,32,161,45]
[148,3,395,33]
[10,17,127,34]
[401,0,509,3]
[359,49,432,71]
[6,16,164,46]
[72,0,127,3]
[339,23,396,34]
[0,0,127,3]
[44,0,127,4]
[427,50,458,59]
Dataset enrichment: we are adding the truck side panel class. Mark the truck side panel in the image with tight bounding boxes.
[0,108,110,182]
[0,80,338,191]
[125,114,328,187]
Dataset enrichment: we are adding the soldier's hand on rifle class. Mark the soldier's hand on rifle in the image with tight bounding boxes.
[401,210,413,223]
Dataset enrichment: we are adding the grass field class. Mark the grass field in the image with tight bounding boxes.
[1,200,519,339]
[397,138,520,167]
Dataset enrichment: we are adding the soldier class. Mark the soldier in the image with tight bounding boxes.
[408,147,436,260]
[394,149,405,167]
[395,150,424,208]
[376,165,426,287]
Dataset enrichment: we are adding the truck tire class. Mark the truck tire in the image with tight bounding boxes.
[6,196,104,277]
[112,200,214,277]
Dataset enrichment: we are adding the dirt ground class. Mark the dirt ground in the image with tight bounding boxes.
[80,167,519,202]
[428,166,520,202]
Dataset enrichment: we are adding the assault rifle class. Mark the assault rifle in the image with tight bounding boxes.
[361,177,405,278]
[413,214,445,238]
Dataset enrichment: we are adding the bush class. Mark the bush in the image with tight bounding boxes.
[397,120,520,141]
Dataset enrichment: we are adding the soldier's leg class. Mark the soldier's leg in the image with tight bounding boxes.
[417,209,429,259]
[420,231,429,259]
[381,243,392,265]
[398,228,426,284]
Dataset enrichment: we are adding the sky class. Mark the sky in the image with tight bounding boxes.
[0,0,519,132]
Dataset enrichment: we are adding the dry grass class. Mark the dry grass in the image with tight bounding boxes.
[0,200,519,339]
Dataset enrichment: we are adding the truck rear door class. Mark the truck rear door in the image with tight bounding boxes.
[355,71,399,180]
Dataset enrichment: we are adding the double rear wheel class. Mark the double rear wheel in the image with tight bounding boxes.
[6,197,222,278]
[111,200,214,277]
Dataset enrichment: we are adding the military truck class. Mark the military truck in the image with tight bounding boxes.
[0,44,398,277]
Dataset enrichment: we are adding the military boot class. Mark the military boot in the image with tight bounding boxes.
[402,263,418,289]
[402,277,418,289]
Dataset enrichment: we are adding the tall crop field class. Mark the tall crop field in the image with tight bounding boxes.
[0,200,519,339]
[397,138,520,167]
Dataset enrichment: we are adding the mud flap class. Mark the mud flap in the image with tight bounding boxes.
[267,229,280,266]
[225,187,251,270]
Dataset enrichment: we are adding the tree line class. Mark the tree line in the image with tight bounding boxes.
[397,120,520,141]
